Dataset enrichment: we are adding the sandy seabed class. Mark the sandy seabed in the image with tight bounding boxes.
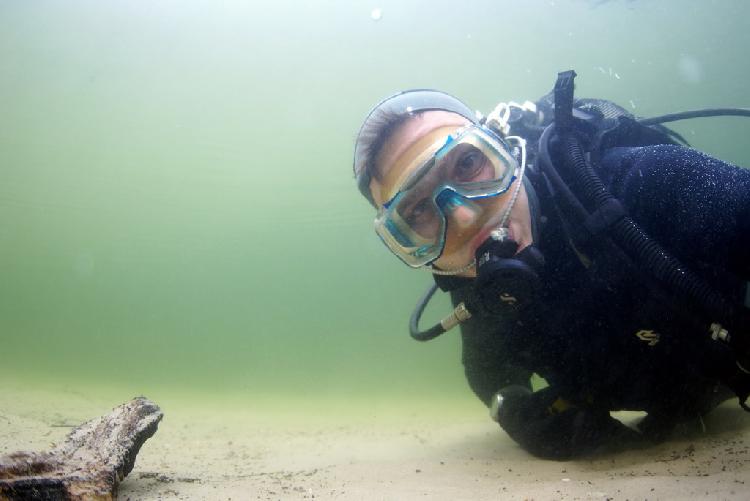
[1,380,749,501]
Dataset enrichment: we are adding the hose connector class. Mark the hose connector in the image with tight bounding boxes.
[440,302,472,332]
[709,322,730,343]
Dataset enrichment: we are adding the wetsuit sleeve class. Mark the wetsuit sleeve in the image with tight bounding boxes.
[462,329,531,406]
[450,287,533,405]
[459,317,532,406]
[599,145,750,280]
[453,293,643,458]
[495,386,644,459]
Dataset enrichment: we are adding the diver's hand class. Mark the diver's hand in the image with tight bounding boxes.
[492,385,645,459]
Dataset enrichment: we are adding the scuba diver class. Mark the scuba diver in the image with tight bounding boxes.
[352,70,750,459]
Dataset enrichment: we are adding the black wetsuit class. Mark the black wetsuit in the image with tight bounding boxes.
[443,143,750,459]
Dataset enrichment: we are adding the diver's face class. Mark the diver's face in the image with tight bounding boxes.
[371,111,533,277]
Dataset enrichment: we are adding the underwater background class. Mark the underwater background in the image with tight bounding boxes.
[1,0,748,411]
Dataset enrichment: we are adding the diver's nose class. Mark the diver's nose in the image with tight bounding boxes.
[437,190,480,229]
[450,203,478,228]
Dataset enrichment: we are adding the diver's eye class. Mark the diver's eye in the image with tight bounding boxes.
[452,149,487,182]
[404,198,433,228]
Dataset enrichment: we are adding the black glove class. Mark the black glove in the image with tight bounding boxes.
[494,385,645,459]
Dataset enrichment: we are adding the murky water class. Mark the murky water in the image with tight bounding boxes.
[1,0,748,406]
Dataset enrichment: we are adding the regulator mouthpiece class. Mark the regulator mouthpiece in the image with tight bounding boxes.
[472,233,545,317]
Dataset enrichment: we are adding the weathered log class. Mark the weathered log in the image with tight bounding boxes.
[0,397,162,501]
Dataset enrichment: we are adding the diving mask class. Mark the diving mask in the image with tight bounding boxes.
[374,124,525,268]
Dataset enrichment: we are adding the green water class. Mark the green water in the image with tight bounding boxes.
[1,0,748,404]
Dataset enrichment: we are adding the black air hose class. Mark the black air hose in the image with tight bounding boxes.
[409,282,447,341]
[561,134,736,328]
[638,108,750,126]
[563,135,610,208]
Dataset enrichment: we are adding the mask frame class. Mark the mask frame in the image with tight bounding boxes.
[374,124,526,268]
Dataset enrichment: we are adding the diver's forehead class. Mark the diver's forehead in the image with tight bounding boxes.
[371,111,470,206]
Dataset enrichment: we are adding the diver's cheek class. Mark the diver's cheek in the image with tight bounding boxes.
[442,222,479,256]
[441,194,507,254]
[440,204,481,255]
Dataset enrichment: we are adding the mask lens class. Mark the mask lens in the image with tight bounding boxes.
[375,195,445,265]
[394,189,442,241]
[437,144,494,184]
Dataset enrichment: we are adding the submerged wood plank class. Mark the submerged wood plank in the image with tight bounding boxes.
[0,397,162,501]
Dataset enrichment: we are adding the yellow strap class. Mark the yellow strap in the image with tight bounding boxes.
[549,397,574,414]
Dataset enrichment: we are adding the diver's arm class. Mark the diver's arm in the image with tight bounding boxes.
[494,385,644,459]
[458,319,533,405]
[600,144,750,280]
[458,319,638,459]
[449,287,534,405]
[463,360,532,406]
